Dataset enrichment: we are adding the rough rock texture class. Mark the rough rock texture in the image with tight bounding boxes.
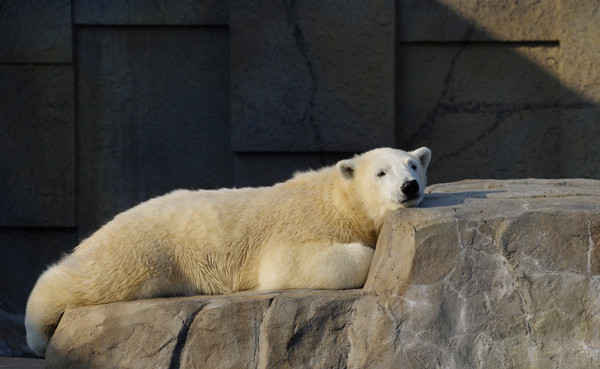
[363,179,600,368]
[45,179,600,368]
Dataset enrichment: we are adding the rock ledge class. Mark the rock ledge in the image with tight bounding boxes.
[46,179,600,368]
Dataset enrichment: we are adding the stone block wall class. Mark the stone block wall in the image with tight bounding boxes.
[397,0,600,182]
[1,0,599,357]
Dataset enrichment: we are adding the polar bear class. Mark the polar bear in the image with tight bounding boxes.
[25,147,431,356]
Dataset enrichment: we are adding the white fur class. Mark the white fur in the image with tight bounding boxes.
[257,241,375,291]
[25,147,431,356]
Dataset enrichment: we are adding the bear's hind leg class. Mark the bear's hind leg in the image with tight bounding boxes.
[303,242,374,290]
[257,242,374,291]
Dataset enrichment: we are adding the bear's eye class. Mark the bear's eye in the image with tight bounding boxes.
[377,170,387,178]
[411,164,417,170]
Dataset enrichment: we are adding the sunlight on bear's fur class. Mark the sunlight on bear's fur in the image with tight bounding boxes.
[25,147,431,357]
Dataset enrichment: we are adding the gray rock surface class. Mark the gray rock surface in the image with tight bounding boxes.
[45,179,600,368]
[363,179,600,368]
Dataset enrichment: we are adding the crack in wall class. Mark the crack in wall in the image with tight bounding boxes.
[424,101,592,170]
[282,0,323,154]
[404,26,475,149]
[407,99,594,155]
[401,18,596,167]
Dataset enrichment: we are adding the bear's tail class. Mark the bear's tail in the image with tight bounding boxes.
[25,264,75,357]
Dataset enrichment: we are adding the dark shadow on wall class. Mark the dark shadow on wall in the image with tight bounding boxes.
[395,0,600,185]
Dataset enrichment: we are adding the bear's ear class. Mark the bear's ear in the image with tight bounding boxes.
[336,159,356,180]
[411,147,432,170]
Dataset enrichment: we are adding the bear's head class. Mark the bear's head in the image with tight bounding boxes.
[336,147,431,222]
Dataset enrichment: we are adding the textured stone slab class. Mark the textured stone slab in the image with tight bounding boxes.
[397,44,561,183]
[47,291,360,368]
[367,178,600,294]
[398,0,559,41]
[0,65,75,226]
[363,179,600,367]
[76,27,232,237]
[74,0,228,25]
[46,179,600,368]
[230,0,395,152]
[0,0,71,63]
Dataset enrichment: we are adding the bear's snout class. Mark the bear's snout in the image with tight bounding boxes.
[401,180,420,198]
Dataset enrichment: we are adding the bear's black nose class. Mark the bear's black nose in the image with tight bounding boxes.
[401,180,419,198]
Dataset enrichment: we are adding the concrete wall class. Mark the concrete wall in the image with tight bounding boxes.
[397,0,600,183]
[1,0,599,357]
